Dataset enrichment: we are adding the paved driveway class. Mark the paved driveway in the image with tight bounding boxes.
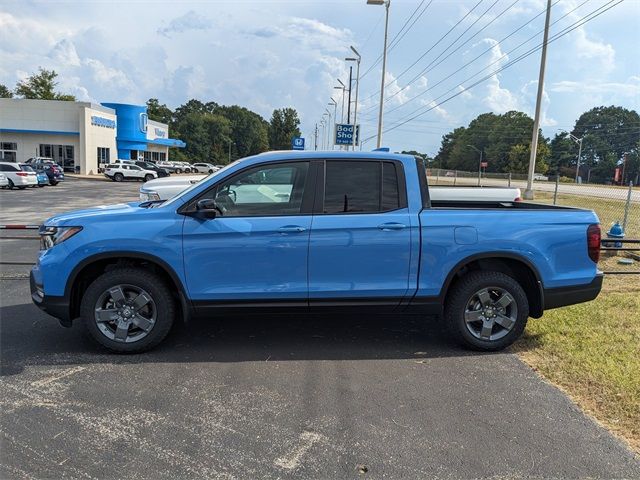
[1,181,639,479]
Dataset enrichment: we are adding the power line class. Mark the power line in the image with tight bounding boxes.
[360,0,486,102]
[360,0,434,80]
[373,0,591,120]
[366,0,519,112]
[364,0,624,142]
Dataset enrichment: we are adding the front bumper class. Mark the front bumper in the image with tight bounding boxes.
[543,273,603,310]
[30,270,72,327]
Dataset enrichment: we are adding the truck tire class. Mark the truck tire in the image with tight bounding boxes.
[444,271,529,351]
[114,173,124,182]
[80,267,175,353]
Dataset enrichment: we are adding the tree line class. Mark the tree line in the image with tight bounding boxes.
[407,106,640,185]
[2,68,303,165]
[146,99,301,164]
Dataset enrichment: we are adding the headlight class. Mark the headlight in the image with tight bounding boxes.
[139,191,160,201]
[39,226,82,250]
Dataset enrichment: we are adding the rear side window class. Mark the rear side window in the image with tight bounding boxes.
[0,164,19,172]
[323,160,401,214]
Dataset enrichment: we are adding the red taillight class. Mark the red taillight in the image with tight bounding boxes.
[587,224,601,263]
[16,172,27,177]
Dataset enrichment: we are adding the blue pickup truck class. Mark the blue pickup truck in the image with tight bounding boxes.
[31,151,603,353]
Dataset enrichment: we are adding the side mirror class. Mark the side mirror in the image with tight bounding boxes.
[195,198,218,219]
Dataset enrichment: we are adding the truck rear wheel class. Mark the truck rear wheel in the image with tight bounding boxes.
[444,271,529,351]
[80,268,175,353]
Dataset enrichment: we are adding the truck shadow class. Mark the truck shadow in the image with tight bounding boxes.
[1,301,505,376]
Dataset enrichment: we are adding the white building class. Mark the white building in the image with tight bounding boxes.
[0,99,185,174]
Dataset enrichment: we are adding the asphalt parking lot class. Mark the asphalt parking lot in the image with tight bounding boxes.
[1,180,639,479]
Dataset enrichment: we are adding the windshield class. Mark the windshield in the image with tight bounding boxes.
[162,160,241,207]
[20,165,35,172]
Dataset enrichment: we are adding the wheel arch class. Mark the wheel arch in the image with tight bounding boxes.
[440,252,544,318]
[66,251,190,322]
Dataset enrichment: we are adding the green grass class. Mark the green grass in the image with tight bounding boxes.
[514,258,640,452]
[534,192,640,239]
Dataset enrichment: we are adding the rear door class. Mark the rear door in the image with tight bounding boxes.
[181,160,316,304]
[308,160,413,305]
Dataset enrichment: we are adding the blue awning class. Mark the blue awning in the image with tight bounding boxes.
[148,138,186,148]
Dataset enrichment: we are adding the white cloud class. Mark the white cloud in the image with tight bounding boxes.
[157,11,213,38]
[481,39,519,112]
[49,39,80,66]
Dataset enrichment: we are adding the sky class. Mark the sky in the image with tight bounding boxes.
[1,0,639,155]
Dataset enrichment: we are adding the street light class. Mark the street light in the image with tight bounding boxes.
[467,144,483,186]
[320,118,327,150]
[329,98,337,150]
[367,0,390,149]
[325,108,333,150]
[346,45,361,151]
[334,79,346,123]
[227,139,235,163]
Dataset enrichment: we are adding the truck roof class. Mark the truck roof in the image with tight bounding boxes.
[255,150,415,163]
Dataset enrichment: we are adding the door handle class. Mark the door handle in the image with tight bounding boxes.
[378,222,407,231]
[277,225,307,233]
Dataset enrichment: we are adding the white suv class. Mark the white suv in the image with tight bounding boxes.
[0,162,39,189]
[104,164,158,182]
[192,163,218,173]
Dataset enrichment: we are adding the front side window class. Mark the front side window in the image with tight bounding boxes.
[202,161,309,217]
[323,160,401,214]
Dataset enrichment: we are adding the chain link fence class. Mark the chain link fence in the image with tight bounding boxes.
[427,168,640,240]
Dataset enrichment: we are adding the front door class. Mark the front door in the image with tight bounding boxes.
[308,160,413,304]
[182,161,314,304]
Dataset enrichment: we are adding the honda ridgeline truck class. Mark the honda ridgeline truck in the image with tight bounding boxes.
[31,151,603,353]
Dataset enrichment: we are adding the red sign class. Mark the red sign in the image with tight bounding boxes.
[480,162,488,168]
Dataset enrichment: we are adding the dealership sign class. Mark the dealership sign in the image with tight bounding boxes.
[154,128,166,138]
[91,116,116,129]
[335,124,360,146]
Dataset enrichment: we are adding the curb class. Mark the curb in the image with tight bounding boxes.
[65,174,110,182]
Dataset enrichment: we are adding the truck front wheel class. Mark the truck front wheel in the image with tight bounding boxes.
[80,268,175,353]
[445,271,529,351]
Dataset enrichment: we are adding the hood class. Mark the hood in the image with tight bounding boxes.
[44,202,142,226]
[143,175,205,189]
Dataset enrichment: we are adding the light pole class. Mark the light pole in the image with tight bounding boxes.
[467,144,483,186]
[227,139,234,163]
[329,98,337,150]
[346,46,361,151]
[325,108,333,150]
[334,80,346,123]
[524,0,552,199]
[320,118,326,150]
[570,133,583,183]
[367,0,390,149]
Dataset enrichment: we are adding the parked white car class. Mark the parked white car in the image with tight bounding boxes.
[139,175,205,201]
[192,163,218,174]
[533,173,549,181]
[139,174,521,203]
[0,172,8,188]
[0,162,39,189]
[104,163,158,182]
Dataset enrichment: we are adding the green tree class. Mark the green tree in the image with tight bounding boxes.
[434,111,549,173]
[204,113,232,162]
[0,84,13,98]
[218,105,269,158]
[146,98,173,124]
[572,106,640,183]
[548,132,577,176]
[268,108,302,150]
[14,68,75,101]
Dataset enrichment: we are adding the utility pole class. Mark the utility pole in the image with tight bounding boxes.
[346,46,361,151]
[314,123,318,151]
[368,0,391,149]
[467,144,483,186]
[524,0,551,200]
[347,66,353,124]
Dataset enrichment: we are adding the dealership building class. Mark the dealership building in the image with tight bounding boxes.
[0,99,185,174]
